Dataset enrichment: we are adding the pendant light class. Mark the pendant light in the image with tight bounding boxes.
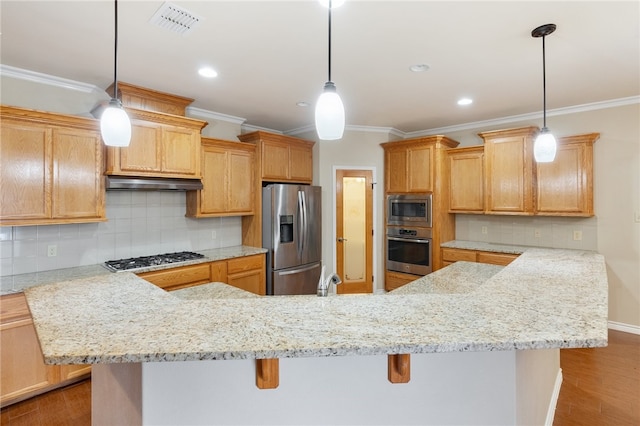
[531,23,557,163]
[315,0,345,140]
[101,0,131,147]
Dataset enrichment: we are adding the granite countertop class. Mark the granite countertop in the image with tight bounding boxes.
[24,247,608,365]
[440,240,531,255]
[0,245,267,295]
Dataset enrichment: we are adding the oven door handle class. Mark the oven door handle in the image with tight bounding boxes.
[387,236,431,244]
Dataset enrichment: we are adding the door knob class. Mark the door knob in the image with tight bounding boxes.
[337,237,348,242]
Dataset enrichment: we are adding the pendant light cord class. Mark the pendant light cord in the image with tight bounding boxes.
[541,34,547,129]
[113,0,119,100]
[327,0,332,82]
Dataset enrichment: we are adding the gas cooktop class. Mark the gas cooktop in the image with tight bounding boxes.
[104,251,205,272]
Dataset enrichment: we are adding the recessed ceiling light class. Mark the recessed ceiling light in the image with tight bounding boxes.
[457,98,473,106]
[296,101,310,107]
[409,64,430,72]
[318,0,345,8]
[198,67,218,78]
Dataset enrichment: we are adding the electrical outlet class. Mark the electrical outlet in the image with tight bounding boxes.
[573,230,582,241]
[635,211,640,223]
[47,245,57,257]
[534,229,541,238]
[211,230,217,240]
[481,226,488,235]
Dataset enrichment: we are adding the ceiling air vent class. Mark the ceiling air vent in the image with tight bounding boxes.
[149,2,202,36]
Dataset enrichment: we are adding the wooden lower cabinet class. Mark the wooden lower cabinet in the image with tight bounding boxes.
[441,247,519,267]
[385,270,422,292]
[0,293,90,408]
[226,255,266,295]
[138,254,266,295]
[137,263,212,292]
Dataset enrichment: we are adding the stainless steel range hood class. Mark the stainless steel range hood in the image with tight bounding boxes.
[105,176,203,191]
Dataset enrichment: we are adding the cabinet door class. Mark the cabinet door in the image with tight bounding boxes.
[448,147,484,212]
[199,147,228,214]
[59,365,91,382]
[441,248,476,263]
[385,149,408,193]
[52,128,104,220]
[228,150,254,213]
[407,145,432,192]
[536,136,595,216]
[161,126,199,177]
[227,254,265,295]
[261,140,290,181]
[476,251,518,266]
[210,261,228,283]
[289,144,313,183]
[120,121,162,173]
[384,270,419,291]
[484,133,534,214]
[0,122,52,220]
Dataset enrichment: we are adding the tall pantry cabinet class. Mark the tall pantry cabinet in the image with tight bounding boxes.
[381,136,459,290]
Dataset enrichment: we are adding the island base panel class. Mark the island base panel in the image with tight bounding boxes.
[91,349,560,425]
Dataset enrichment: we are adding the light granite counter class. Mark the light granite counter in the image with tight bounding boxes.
[0,245,266,295]
[440,239,531,255]
[24,247,608,365]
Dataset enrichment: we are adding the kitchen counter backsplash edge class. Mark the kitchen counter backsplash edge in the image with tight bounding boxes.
[441,240,542,255]
[0,245,267,295]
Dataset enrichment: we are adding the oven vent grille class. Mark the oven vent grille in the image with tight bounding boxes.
[149,2,202,36]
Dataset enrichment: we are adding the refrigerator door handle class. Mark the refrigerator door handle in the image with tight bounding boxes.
[277,263,319,276]
[297,190,304,257]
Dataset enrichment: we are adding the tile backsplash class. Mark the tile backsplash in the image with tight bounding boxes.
[455,214,598,250]
[0,191,242,276]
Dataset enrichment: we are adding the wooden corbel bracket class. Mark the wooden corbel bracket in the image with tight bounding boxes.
[388,354,411,383]
[256,358,279,389]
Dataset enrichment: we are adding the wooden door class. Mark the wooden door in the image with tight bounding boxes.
[200,146,228,214]
[52,127,104,220]
[289,143,313,183]
[535,133,598,216]
[161,126,199,176]
[120,121,161,173]
[0,121,52,220]
[407,145,432,192]
[336,169,373,294]
[448,146,484,213]
[228,149,254,213]
[385,149,407,193]
[261,139,289,181]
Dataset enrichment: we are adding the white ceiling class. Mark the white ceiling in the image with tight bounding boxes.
[1,1,639,134]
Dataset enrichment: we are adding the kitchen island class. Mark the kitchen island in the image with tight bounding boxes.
[24,248,607,425]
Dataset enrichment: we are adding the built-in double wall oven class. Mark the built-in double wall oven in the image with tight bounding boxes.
[386,194,433,276]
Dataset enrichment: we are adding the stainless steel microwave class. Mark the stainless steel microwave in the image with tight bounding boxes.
[387,194,432,227]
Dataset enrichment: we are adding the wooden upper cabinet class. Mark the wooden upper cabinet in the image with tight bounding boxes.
[480,126,538,215]
[105,109,206,179]
[186,138,256,217]
[536,133,599,216]
[238,131,314,184]
[447,146,484,213]
[383,143,433,193]
[0,106,105,226]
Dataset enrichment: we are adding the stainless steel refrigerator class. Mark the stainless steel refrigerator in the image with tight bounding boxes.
[262,184,322,295]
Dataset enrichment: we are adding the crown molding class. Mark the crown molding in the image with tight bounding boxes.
[406,96,640,138]
[0,64,101,94]
[186,106,246,125]
[241,123,283,134]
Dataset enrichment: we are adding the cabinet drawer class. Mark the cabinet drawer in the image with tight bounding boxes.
[227,254,264,274]
[138,263,211,290]
[477,252,519,266]
[441,248,476,262]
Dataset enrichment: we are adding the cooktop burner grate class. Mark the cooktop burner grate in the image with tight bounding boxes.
[104,251,205,272]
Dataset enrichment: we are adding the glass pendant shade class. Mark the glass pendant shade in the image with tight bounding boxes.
[533,128,557,163]
[315,82,345,140]
[100,99,131,147]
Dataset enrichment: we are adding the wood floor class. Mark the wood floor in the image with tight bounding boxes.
[553,329,640,426]
[1,330,638,426]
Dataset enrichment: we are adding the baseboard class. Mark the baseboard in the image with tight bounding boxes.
[608,321,640,335]
[545,368,563,426]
